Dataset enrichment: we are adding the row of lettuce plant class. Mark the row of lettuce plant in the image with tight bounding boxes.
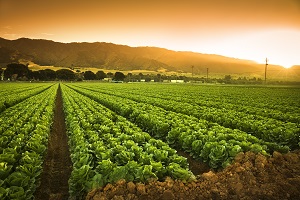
[0,83,37,95]
[0,84,57,200]
[0,83,54,113]
[123,84,300,113]
[76,83,300,114]
[66,84,289,171]
[158,92,300,124]
[97,85,300,124]
[72,84,299,149]
[80,83,300,123]
[60,84,195,199]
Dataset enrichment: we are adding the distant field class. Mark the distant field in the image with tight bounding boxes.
[1,82,299,199]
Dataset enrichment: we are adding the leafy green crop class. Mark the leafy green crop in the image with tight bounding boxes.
[0,84,57,200]
[61,84,195,198]
[66,83,293,170]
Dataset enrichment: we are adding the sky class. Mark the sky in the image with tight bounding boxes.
[0,0,300,68]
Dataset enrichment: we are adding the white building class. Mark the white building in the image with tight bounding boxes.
[170,80,184,83]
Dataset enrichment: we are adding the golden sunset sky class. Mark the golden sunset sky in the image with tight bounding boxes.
[0,0,300,68]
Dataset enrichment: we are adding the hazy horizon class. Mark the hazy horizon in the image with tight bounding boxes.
[1,0,300,68]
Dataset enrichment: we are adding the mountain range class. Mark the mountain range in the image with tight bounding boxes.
[0,37,299,81]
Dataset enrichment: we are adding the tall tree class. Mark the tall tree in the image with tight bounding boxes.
[114,71,125,81]
[96,70,107,80]
[56,69,75,80]
[83,71,96,80]
[40,69,56,80]
[4,63,30,80]
[30,71,41,80]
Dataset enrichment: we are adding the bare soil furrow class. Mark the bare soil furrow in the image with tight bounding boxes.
[35,85,72,200]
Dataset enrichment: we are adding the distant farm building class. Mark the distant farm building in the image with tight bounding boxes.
[170,80,184,83]
[103,78,112,82]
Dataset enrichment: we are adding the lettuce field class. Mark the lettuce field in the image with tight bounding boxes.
[0,82,300,200]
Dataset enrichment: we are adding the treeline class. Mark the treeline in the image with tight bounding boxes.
[0,63,120,81]
[1,63,299,85]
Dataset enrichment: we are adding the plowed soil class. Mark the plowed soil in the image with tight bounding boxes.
[34,85,72,200]
[86,150,300,200]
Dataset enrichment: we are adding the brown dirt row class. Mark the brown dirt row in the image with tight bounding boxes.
[176,149,210,175]
[34,85,72,200]
[86,150,300,200]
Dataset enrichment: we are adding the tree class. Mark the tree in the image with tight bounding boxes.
[75,72,84,81]
[30,71,41,80]
[156,74,162,82]
[224,75,232,84]
[125,72,133,82]
[83,71,96,80]
[4,63,30,80]
[224,75,232,81]
[145,77,151,82]
[56,69,75,80]
[96,70,107,80]
[40,69,56,80]
[138,73,144,78]
[114,72,125,81]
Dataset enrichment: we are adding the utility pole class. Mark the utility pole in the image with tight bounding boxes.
[206,68,209,83]
[265,58,268,84]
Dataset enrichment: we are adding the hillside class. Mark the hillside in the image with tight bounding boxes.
[0,37,299,81]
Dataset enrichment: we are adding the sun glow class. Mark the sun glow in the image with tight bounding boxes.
[1,0,300,71]
[191,29,300,69]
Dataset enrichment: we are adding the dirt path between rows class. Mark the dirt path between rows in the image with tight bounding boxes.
[176,149,210,175]
[35,84,72,200]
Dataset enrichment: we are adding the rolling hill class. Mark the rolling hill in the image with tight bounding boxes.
[0,37,299,81]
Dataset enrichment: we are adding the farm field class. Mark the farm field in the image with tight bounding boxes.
[0,82,300,200]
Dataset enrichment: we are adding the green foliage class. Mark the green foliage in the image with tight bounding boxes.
[61,84,195,198]
[4,63,30,80]
[0,187,7,199]
[6,172,30,187]
[136,165,157,182]
[167,163,195,181]
[0,84,58,199]
[96,70,107,80]
[83,71,96,80]
[7,186,26,200]
[0,162,12,180]
[56,69,75,80]
[66,82,299,170]
[114,71,125,81]
[69,165,93,198]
